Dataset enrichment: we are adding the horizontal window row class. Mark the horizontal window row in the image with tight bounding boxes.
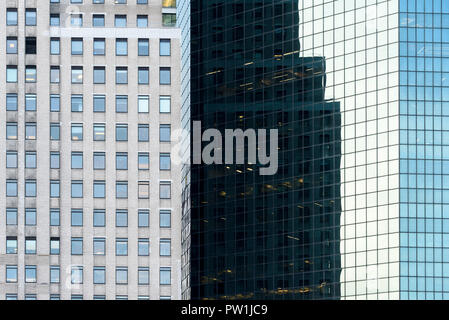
[7,37,171,56]
[5,208,172,228]
[6,237,171,256]
[5,180,172,199]
[6,65,172,85]
[5,94,171,113]
[5,123,172,145]
[5,294,169,300]
[5,265,172,285]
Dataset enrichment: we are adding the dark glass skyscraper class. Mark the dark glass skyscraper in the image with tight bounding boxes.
[181,0,342,300]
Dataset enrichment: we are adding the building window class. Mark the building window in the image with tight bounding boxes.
[6,208,18,226]
[25,8,37,26]
[71,295,83,300]
[116,39,128,56]
[159,67,171,85]
[71,238,83,255]
[160,181,171,199]
[25,66,37,82]
[71,94,83,112]
[50,66,60,83]
[138,152,149,170]
[138,95,149,113]
[6,151,18,168]
[138,38,149,56]
[71,14,83,27]
[50,238,60,255]
[25,208,37,225]
[72,66,83,83]
[71,180,83,198]
[116,210,128,227]
[50,94,60,112]
[160,267,171,285]
[160,39,171,56]
[93,267,106,284]
[137,15,148,28]
[93,152,106,170]
[50,295,60,300]
[50,266,60,283]
[50,14,60,26]
[138,267,149,285]
[160,96,171,113]
[116,124,128,141]
[6,266,18,283]
[160,239,171,256]
[71,209,83,227]
[5,295,18,300]
[50,152,60,169]
[7,37,18,54]
[116,267,128,285]
[115,67,128,84]
[116,153,128,170]
[6,237,17,254]
[93,209,105,227]
[93,238,106,255]
[50,209,60,226]
[116,95,128,113]
[71,266,83,284]
[138,238,149,256]
[138,209,150,227]
[6,8,18,26]
[160,153,171,170]
[138,181,150,199]
[116,181,128,199]
[25,94,36,111]
[6,94,18,111]
[160,124,171,142]
[25,37,36,54]
[138,67,149,84]
[25,122,37,140]
[162,0,177,8]
[138,124,149,142]
[115,15,127,27]
[71,152,83,169]
[50,38,60,55]
[50,180,60,198]
[162,13,176,27]
[71,38,83,55]
[93,67,106,84]
[116,238,128,256]
[25,180,37,197]
[50,123,60,140]
[93,123,106,141]
[93,95,105,112]
[25,237,37,255]
[6,180,18,197]
[93,38,105,55]
[71,123,83,141]
[6,66,18,83]
[25,151,37,168]
[92,14,105,27]
[93,180,106,198]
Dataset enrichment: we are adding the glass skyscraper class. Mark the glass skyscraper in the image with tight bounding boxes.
[180,0,449,300]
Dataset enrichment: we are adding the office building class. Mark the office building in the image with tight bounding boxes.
[0,0,181,300]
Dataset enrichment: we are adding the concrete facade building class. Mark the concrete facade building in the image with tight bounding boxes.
[0,0,181,300]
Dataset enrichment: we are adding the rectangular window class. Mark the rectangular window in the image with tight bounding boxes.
[116,238,128,256]
[6,208,18,225]
[25,208,37,225]
[6,237,17,254]
[116,124,128,141]
[138,95,149,113]
[71,209,83,227]
[116,95,128,113]
[93,95,105,112]
[25,9,37,26]
[71,266,83,284]
[71,181,83,198]
[50,123,60,140]
[93,38,105,55]
[71,38,83,55]
[93,209,105,227]
[25,237,37,254]
[50,14,60,26]
[116,181,128,198]
[93,238,105,255]
[7,66,18,83]
[160,153,171,170]
[71,66,83,83]
[25,151,37,168]
[7,37,18,54]
[50,266,60,283]
[92,14,105,27]
[71,14,83,27]
[160,267,171,285]
[116,210,128,227]
[25,122,37,140]
[138,181,149,199]
[116,153,128,170]
[50,38,60,55]
[50,152,60,169]
[93,152,106,170]
[162,13,176,27]
[50,238,60,255]
[93,123,106,141]
[160,67,171,85]
[160,124,171,142]
[138,152,149,170]
[71,94,83,112]
[160,182,171,199]
[25,180,37,197]
[6,180,18,197]
[71,152,83,169]
[138,124,149,142]
[25,94,37,111]
[50,94,60,112]
[115,15,127,27]
[50,66,60,83]
[93,267,106,284]
[71,238,83,255]
[71,123,83,141]
[115,67,128,84]
[160,39,171,56]
[138,38,149,56]
[93,67,105,84]
[137,15,148,28]
[160,239,171,256]
[93,180,105,198]
[116,39,128,56]
[6,265,18,283]
[6,94,18,111]
[138,238,149,256]
[116,267,128,284]
[50,180,60,198]
[6,9,18,26]
[25,65,37,82]
[138,67,149,84]
[50,209,60,226]
[160,96,171,113]
[25,37,36,54]
[6,151,18,168]
[138,209,150,227]
[138,267,149,285]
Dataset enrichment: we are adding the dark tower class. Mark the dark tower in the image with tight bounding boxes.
[186,0,342,300]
